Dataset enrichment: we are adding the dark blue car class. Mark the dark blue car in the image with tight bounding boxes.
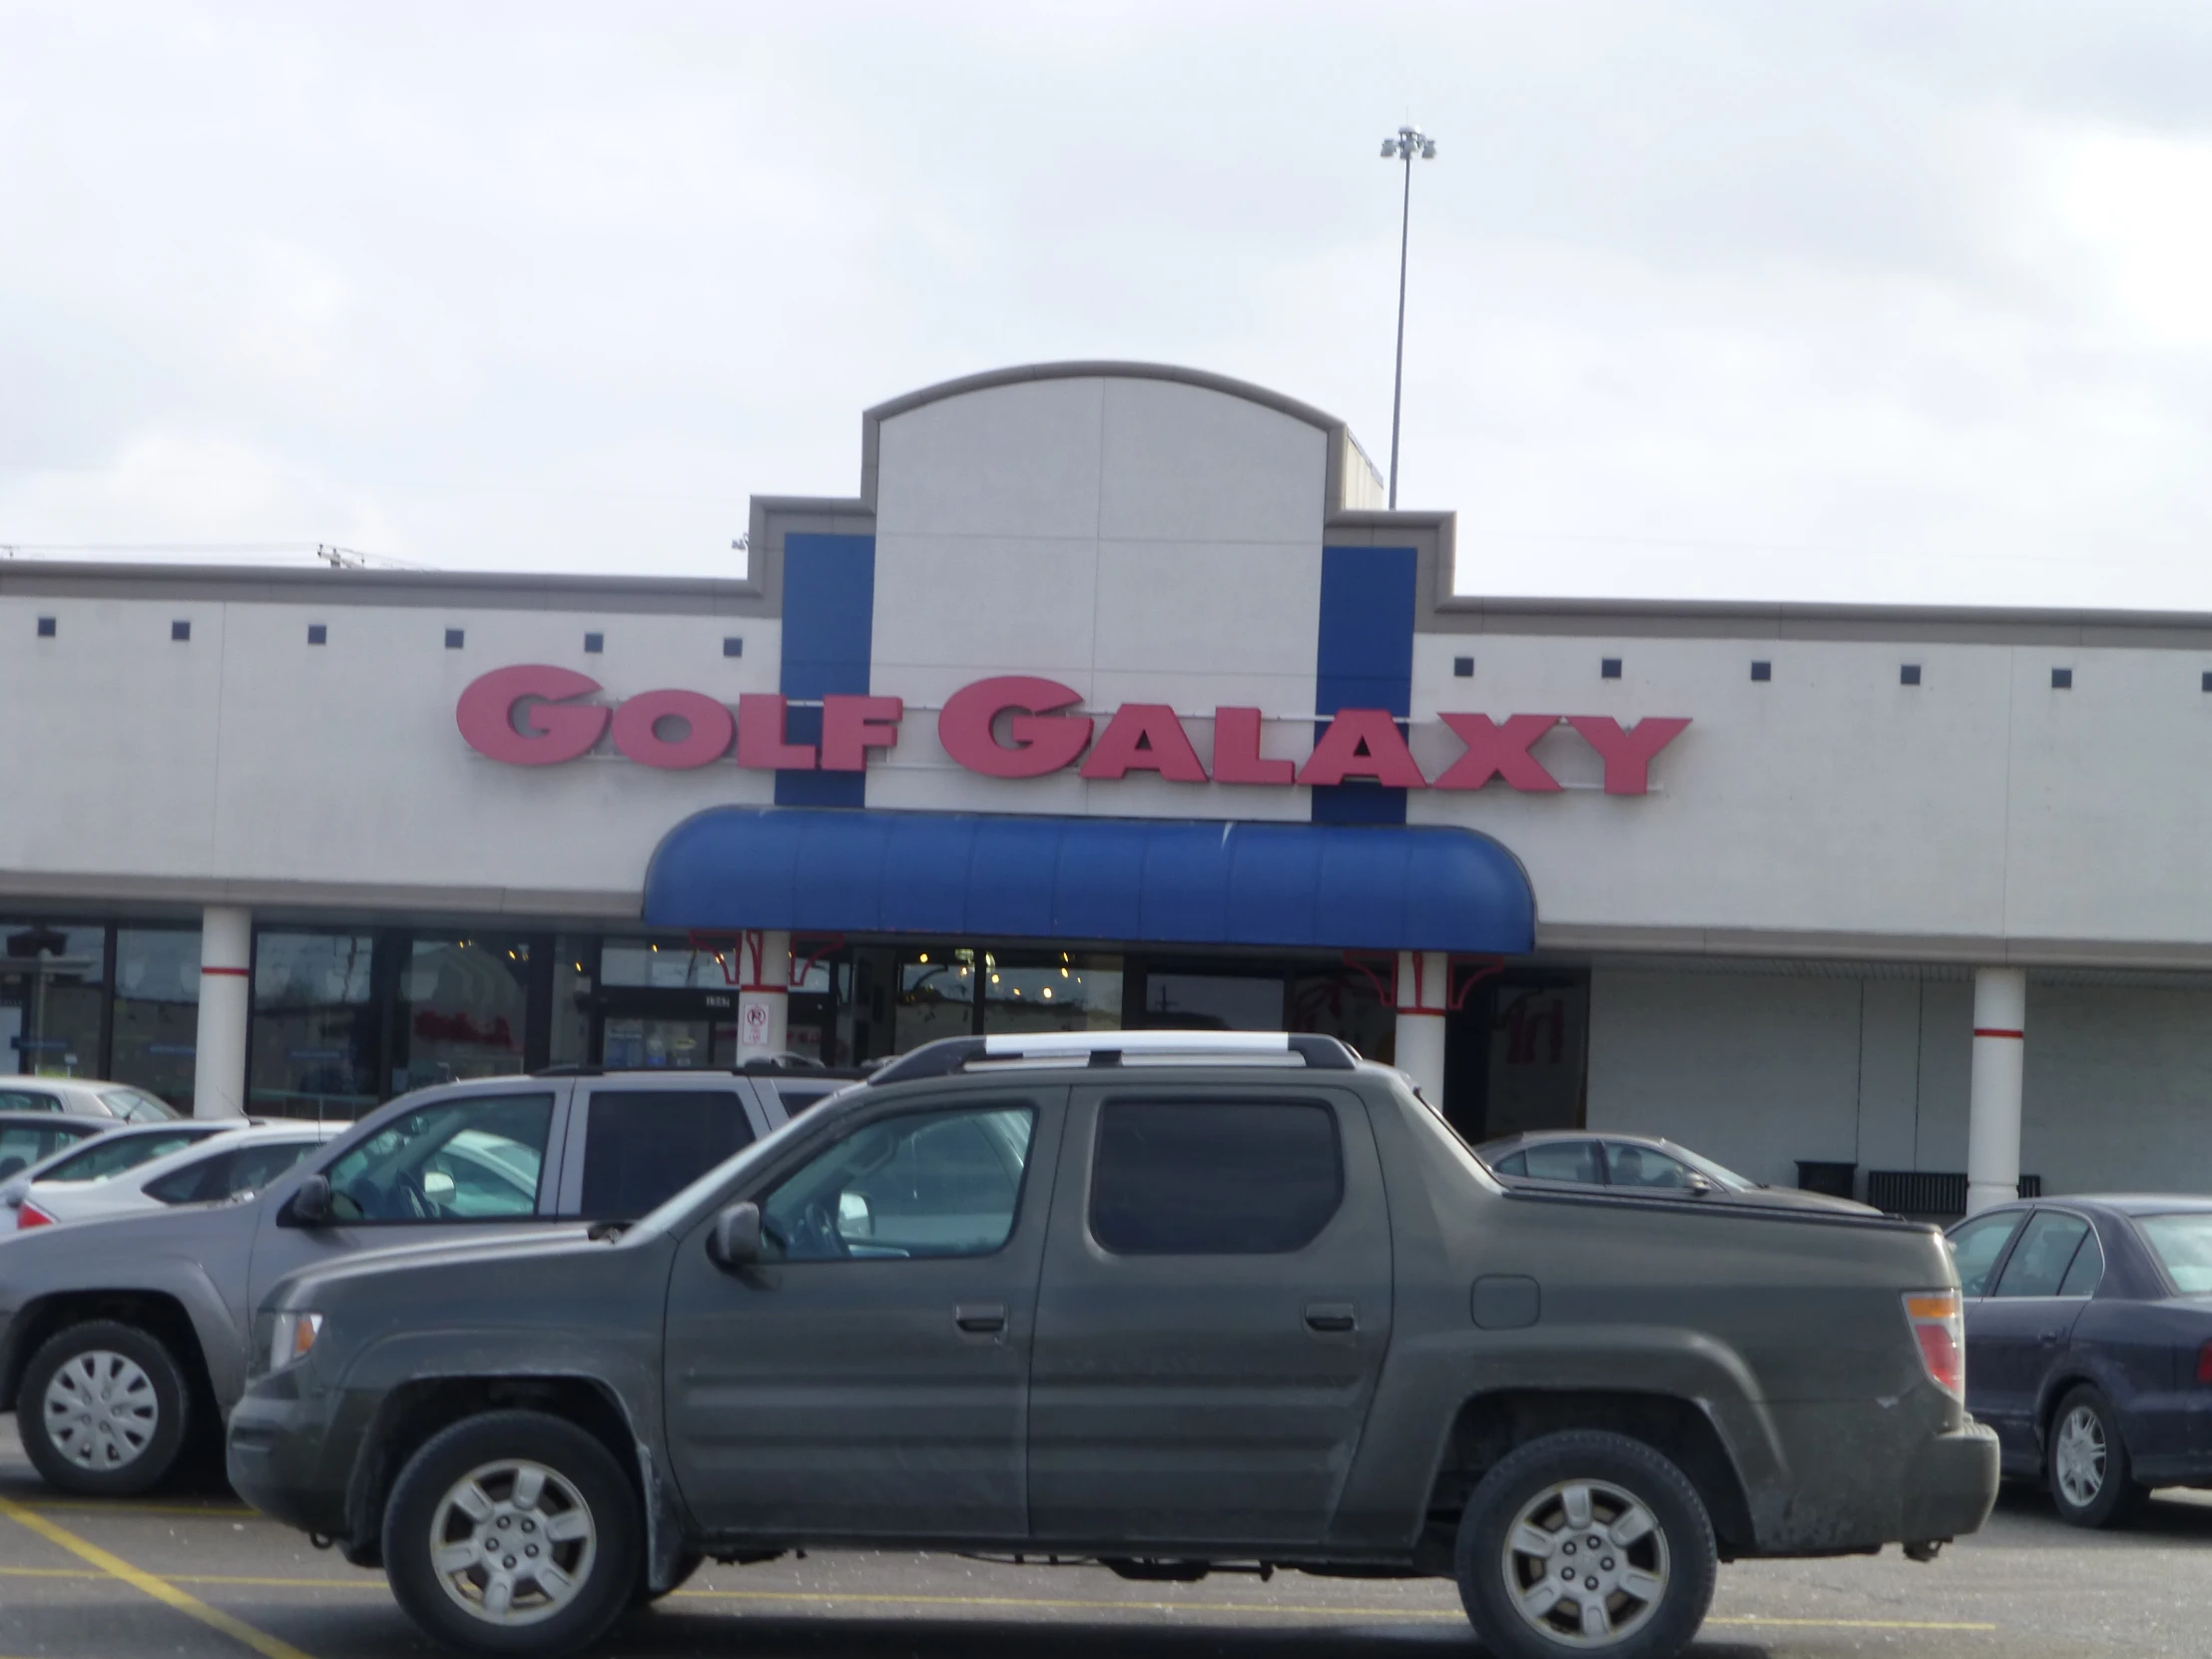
[1945,1196,2212,1527]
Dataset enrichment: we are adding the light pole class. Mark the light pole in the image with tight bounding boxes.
[1380,125,1436,510]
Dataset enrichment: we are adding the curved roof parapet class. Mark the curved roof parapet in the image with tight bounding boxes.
[645,807,1535,955]
[857,360,1386,516]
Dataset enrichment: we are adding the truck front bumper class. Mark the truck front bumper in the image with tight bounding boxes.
[226,1373,353,1543]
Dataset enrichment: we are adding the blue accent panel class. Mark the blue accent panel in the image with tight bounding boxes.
[645,808,1534,954]
[1313,545,1418,826]
[775,533,876,809]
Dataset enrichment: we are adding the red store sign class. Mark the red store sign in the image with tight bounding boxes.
[456,666,1690,796]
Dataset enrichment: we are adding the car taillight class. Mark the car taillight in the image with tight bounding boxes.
[2196,1341,2212,1386]
[1904,1290,1964,1399]
[17,1204,52,1231]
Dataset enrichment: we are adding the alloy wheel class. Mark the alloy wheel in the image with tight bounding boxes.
[1499,1477,1672,1648]
[426,1458,599,1626]
[2053,1404,2107,1509]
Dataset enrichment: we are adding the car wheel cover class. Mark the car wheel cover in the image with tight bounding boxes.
[1499,1477,1671,1649]
[2053,1404,2107,1508]
[427,1459,598,1626]
[41,1351,158,1470]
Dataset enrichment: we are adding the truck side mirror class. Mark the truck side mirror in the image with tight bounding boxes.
[284,1174,333,1228]
[707,1201,763,1269]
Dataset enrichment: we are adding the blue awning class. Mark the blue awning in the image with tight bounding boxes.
[643,808,1533,954]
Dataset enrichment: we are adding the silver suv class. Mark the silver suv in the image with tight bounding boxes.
[0,1068,839,1495]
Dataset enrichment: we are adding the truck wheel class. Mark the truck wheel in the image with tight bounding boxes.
[383,1410,641,1658]
[18,1320,191,1497]
[2047,1385,2148,1529]
[1455,1429,1717,1659]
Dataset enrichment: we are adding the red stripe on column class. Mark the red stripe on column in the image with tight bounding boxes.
[1972,1026,2023,1039]
[201,966,251,977]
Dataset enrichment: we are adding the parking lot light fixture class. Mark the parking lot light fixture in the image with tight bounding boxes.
[1379,124,1437,510]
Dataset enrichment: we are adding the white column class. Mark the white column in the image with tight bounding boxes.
[736,929,792,1063]
[1392,949,1449,1107]
[1965,966,2027,1215]
[193,905,252,1118]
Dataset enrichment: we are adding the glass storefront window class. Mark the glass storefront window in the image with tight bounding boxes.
[252,932,377,1120]
[894,947,977,1050]
[0,923,107,1078]
[982,951,1123,1035]
[392,935,530,1092]
[1290,967,1394,1064]
[113,928,202,1109]
[1137,972,1284,1031]
[601,938,736,990]
[551,935,596,1069]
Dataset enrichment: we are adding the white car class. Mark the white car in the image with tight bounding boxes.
[0,1119,243,1220]
[14,1121,342,1230]
[0,1076,181,1124]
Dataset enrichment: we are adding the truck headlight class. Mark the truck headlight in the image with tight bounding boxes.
[270,1312,324,1372]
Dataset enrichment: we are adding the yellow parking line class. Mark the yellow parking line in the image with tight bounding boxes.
[21,1498,257,1518]
[0,1494,317,1659]
[0,1550,2004,1637]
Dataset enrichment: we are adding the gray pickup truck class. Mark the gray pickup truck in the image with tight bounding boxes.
[0,1067,843,1496]
[229,1031,1997,1659]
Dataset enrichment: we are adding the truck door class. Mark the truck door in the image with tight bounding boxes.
[1028,1084,1393,1548]
[662,1087,1063,1542]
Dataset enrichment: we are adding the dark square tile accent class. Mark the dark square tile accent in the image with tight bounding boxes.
[1452,656,1474,678]
[445,628,465,650]
[1600,657,1622,680]
[2203,671,2212,693]
[584,632,604,654]
[1900,664,1923,686]
[35,617,55,638]
[307,624,327,646]
[2051,667,2072,690]
[723,637,744,658]
[1750,660,1772,682]
[171,620,191,642]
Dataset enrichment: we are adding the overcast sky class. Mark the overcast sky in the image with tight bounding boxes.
[5,2,2212,607]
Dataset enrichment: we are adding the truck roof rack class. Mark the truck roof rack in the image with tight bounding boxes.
[866,1030,1360,1085]
[532,1062,870,1080]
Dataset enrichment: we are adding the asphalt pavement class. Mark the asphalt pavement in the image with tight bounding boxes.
[0,1418,2207,1659]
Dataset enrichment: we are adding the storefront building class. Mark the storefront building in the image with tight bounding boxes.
[8,361,2212,1212]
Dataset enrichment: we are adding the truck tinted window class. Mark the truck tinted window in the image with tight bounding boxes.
[1090,1101,1342,1255]
[580,1091,753,1221]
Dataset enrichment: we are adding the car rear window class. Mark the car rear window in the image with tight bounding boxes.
[100,1088,180,1123]
[1090,1100,1342,1255]
[2139,1214,2212,1294]
[39,1129,212,1183]
[580,1090,753,1221]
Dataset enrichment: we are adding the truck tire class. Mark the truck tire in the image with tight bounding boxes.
[2047,1384,2148,1529]
[1454,1429,1717,1659]
[382,1410,641,1658]
[18,1320,192,1497]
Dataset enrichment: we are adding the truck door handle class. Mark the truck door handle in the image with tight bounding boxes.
[1305,1302,1358,1334]
[955,1303,1007,1335]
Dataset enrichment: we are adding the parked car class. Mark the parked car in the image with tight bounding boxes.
[0,1119,244,1220]
[230,1030,1994,1659]
[1945,1196,2212,1528]
[0,1076,180,1123]
[0,1111,117,1185]
[14,1121,343,1230]
[1475,1130,1878,1214]
[0,1068,812,1497]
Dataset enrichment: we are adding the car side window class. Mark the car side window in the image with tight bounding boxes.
[1519,1142,1601,1184]
[761,1105,1035,1263]
[42,1131,203,1183]
[2058,1228,2105,1298]
[1604,1142,1699,1191]
[1945,1213,2023,1298]
[1993,1211,2092,1298]
[323,1094,553,1223]
[1090,1100,1343,1255]
[1491,1151,1528,1176]
[580,1090,754,1222]
[0,1125,61,1181]
[0,1090,61,1113]
[144,1149,238,1205]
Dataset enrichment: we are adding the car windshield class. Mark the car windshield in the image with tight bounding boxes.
[2138,1213,2212,1293]
[99,1088,180,1123]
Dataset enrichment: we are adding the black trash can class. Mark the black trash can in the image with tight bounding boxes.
[1796,1160,1858,1201]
